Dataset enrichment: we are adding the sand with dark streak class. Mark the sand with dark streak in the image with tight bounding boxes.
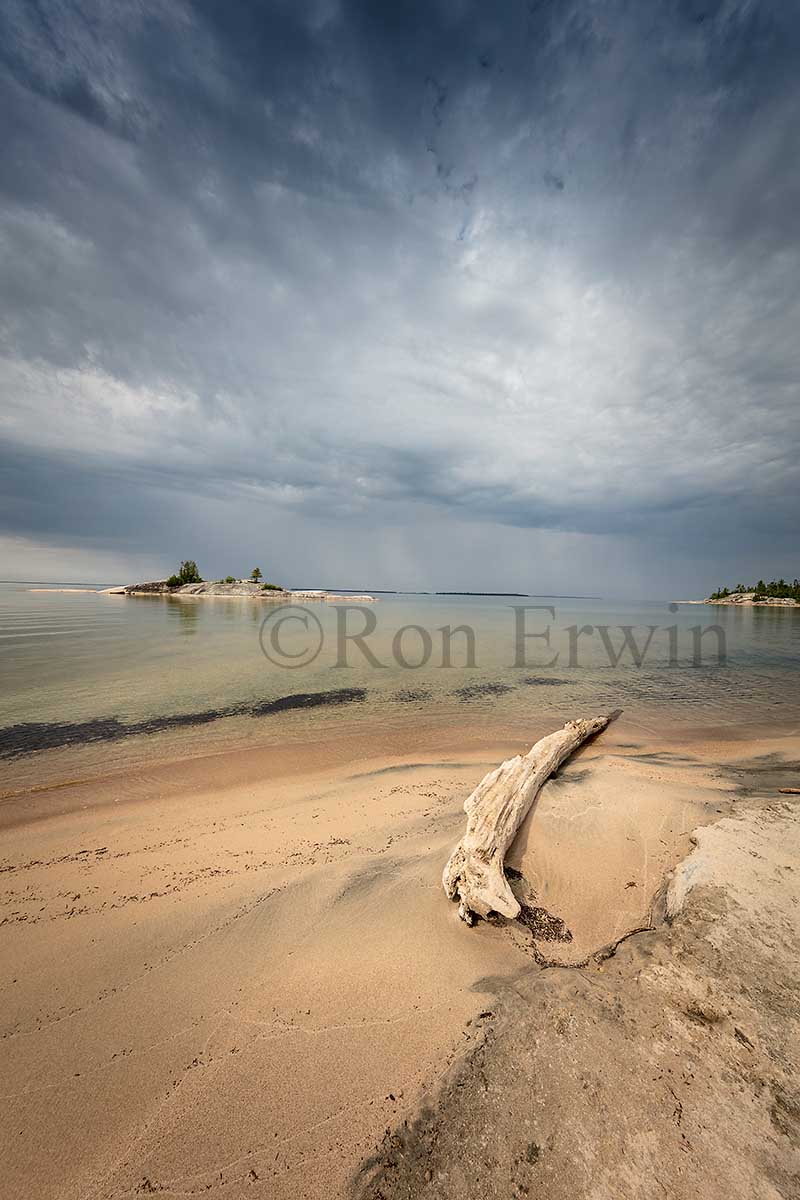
[1,719,798,1199]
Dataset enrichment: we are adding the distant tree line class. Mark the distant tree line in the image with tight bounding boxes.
[710,578,800,601]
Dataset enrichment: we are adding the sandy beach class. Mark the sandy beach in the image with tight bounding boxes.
[2,714,798,1199]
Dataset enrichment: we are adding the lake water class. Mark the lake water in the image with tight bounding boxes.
[1,582,799,794]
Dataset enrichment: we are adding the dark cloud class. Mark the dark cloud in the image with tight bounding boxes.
[0,1,798,592]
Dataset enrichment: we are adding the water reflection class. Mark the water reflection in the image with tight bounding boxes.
[166,597,200,634]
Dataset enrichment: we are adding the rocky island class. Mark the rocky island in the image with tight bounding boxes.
[705,592,798,607]
[105,580,375,602]
[96,559,375,602]
[704,577,799,606]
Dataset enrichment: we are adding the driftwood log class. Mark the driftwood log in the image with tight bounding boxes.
[443,714,614,924]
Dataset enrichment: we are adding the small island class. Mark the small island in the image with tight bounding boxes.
[103,561,375,602]
[704,577,800,607]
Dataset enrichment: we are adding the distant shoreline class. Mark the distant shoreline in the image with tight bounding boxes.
[434,591,603,598]
[27,581,376,601]
[22,583,608,601]
[672,594,799,608]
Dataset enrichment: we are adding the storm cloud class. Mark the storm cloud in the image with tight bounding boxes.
[1,0,798,593]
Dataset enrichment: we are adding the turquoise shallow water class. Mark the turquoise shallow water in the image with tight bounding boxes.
[1,582,799,791]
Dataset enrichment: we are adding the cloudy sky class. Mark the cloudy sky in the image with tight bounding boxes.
[1,0,798,595]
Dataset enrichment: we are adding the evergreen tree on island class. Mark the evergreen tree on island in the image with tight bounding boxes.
[166,560,203,587]
[710,576,799,602]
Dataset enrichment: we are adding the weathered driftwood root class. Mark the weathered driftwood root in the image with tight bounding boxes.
[443,714,614,924]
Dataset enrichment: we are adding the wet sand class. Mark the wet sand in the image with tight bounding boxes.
[1,716,798,1199]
